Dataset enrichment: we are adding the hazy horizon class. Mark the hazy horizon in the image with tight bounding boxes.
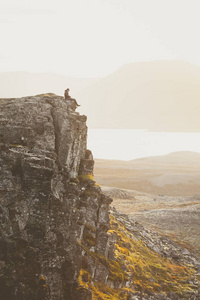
[1,0,200,77]
[1,1,200,153]
[1,60,200,133]
[0,58,199,80]
[88,129,200,160]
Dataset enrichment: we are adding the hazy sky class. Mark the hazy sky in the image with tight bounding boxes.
[1,0,200,77]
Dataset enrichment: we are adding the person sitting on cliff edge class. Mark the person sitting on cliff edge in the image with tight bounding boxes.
[64,88,80,107]
[64,88,70,100]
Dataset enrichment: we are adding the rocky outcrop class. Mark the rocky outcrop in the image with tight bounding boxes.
[0,94,112,300]
[0,93,199,300]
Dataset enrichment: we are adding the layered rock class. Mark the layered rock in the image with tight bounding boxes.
[0,94,112,300]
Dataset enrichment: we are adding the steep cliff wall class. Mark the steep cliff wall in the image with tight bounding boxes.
[0,94,199,300]
[0,94,112,300]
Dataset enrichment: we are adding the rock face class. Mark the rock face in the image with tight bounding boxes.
[0,94,112,300]
[0,94,199,300]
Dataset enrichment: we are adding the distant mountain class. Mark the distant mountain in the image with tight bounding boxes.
[94,151,200,196]
[77,60,200,131]
[2,61,200,131]
[0,72,98,98]
[129,151,200,165]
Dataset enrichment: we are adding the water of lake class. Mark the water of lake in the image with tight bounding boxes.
[88,129,200,160]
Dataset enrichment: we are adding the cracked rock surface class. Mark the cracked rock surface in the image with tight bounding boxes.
[0,94,112,300]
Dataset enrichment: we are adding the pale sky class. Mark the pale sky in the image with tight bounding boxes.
[1,0,200,77]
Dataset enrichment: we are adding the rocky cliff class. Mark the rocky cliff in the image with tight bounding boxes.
[0,94,199,300]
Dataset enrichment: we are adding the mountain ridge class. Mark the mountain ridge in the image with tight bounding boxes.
[77,60,200,131]
[94,151,200,196]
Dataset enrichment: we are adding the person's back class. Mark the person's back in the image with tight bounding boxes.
[64,88,70,99]
[64,88,80,110]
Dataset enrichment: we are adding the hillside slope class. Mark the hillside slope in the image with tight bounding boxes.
[94,151,200,196]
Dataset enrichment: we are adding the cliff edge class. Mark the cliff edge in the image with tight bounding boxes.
[0,94,199,300]
[0,94,112,300]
